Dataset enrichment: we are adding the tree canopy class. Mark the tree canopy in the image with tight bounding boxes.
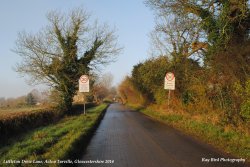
[14,8,121,110]
[118,1,250,128]
[146,0,250,47]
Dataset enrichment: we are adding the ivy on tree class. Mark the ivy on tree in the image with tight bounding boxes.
[14,8,121,110]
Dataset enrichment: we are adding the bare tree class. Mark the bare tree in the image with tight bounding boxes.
[14,8,121,110]
[92,73,114,102]
[150,15,207,62]
[146,0,250,47]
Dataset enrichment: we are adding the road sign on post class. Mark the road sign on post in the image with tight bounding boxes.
[79,75,89,114]
[79,75,89,93]
[164,72,175,107]
[164,72,175,90]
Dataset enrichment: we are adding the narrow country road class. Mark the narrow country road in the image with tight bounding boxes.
[79,103,247,167]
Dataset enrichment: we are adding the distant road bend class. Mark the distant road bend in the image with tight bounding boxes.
[80,103,247,167]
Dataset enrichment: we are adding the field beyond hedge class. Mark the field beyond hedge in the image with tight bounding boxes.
[0,106,48,115]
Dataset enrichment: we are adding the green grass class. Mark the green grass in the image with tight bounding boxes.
[0,104,107,167]
[141,108,250,161]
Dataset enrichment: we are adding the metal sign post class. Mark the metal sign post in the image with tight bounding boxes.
[168,90,171,106]
[84,97,86,115]
[164,72,175,107]
[79,75,90,115]
[81,94,86,115]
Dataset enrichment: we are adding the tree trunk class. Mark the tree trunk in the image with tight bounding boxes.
[60,92,74,112]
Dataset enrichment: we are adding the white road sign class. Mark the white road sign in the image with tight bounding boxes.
[79,75,89,92]
[164,72,175,90]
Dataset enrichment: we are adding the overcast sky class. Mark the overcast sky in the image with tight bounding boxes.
[0,0,154,98]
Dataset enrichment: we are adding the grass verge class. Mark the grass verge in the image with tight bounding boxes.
[0,104,108,167]
[139,107,250,162]
[0,103,95,144]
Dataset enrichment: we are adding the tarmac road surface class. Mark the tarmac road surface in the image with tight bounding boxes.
[79,103,248,167]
